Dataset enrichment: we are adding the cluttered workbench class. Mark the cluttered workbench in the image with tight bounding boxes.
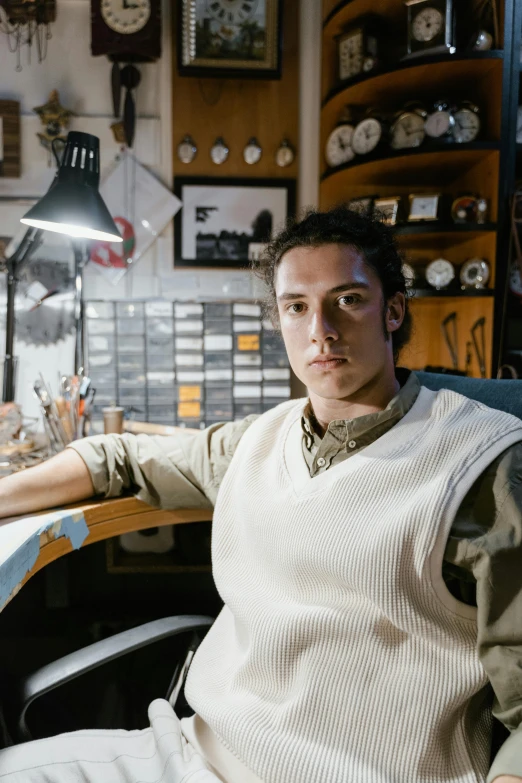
[0,400,213,614]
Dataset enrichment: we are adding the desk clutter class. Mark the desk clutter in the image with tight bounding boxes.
[85,300,292,433]
[0,402,47,477]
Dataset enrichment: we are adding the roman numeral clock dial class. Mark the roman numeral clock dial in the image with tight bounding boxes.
[206,0,258,25]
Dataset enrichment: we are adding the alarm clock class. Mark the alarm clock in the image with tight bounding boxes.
[460,258,490,289]
[425,257,455,289]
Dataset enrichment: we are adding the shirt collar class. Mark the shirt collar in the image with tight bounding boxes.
[301,368,420,452]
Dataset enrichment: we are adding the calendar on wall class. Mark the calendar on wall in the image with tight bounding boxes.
[85,300,292,433]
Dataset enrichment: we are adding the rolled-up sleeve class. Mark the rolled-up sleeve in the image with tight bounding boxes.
[67,415,259,510]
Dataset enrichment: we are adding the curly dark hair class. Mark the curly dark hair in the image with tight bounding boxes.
[252,204,412,362]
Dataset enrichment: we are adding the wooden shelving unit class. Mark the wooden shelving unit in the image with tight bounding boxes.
[320,0,518,378]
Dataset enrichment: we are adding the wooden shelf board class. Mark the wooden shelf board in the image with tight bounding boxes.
[395,222,496,237]
[322,52,503,108]
[320,144,499,186]
[409,288,495,298]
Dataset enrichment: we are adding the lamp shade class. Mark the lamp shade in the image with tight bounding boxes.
[21,131,122,243]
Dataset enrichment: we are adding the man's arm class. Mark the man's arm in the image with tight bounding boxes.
[0,449,94,520]
[0,415,260,522]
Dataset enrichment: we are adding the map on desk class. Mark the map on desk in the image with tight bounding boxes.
[0,509,89,611]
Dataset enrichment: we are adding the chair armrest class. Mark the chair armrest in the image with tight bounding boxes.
[9,615,213,742]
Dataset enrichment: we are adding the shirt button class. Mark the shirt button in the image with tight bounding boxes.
[348,440,357,449]
[316,457,326,467]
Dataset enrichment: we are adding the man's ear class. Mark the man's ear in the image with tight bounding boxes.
[386,292,406,333]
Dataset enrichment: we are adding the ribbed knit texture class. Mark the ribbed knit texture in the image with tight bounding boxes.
[185,387,522,783]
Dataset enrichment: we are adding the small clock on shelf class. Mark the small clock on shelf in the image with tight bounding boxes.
[424,99,455,140]
[402,261,417,288]
[390,104,426,150]
[325,107,356,169]
[451,195,488,224]
[335,17,380,85]
[352,110,386,156]
[374,196,403,225]
[452,101,481,143]
[404,0,456,58]
[425,257,456,289]
[347,196,375,217]
[408,193,441,221]
[460,258,490,289]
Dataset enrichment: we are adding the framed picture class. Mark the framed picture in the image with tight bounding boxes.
[174,176,296,268]
[0,100,21,178]
[178,0,283,79]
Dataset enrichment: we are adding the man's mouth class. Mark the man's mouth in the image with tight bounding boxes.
[309,356,347,370]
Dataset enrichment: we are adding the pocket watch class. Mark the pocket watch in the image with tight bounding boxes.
[390,103,426,150]
[210,136,229,165]
[453,101,481,143]
[460,258,490,289]
[177,135,197,164]
[243,137,262,165]
[424,100,455,140]
[352,110,383,156]
[425,257,455,289]
[275,139,295,168]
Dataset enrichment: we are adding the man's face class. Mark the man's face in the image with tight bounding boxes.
[275,243,404,401]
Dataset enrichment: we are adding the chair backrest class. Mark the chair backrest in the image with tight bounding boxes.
[416,371,522,420]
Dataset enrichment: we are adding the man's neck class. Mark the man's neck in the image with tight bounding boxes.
[309,370,401,436]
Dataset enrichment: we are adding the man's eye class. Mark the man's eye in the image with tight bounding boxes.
[339,295,359,305]
[288,303,304,313]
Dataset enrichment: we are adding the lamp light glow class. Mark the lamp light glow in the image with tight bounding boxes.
[20,219,122,242]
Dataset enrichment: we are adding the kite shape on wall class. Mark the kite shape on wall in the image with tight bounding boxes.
[90,151,181,285]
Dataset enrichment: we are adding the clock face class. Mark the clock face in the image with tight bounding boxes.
[338,31,363,81]
[177,137,197,164]
[390,112,425,150]
[351,118,382,156]
[411,7,444,42]
[325,124,355,168]
[460,258,489,288]
[275,142,294,168]
[408,194,440,221]
[101,0,151,34]
[453,109,480,143]
[425,109,453,138]
[425,258,455,289]
[206,0,258,25]
[210,139,229,165]
[244,139,262,165]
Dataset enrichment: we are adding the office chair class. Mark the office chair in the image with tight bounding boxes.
[4,372,522,760]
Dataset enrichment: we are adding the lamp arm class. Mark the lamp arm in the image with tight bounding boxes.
[2,227,44,403]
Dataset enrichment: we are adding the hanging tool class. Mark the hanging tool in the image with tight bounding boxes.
[471,317,487,378]
[465,341,473,376]
[441,312,459,371]
[120,64,141,148]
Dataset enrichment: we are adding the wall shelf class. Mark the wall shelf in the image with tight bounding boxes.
[410,289,495,299]
[322,52,503,109]
[395,223,496,237]
[321,142,499,183]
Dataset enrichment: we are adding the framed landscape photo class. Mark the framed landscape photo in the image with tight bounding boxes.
[178,0,282,79]
[174,176,295,268]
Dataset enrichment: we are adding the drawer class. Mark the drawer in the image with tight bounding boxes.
[116,302,144,318]
[117,335,145,353]
[116,318,145,335]
[86,301,114,319]
[146,318,174,337]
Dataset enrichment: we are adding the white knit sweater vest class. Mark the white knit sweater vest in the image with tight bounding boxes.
[185,386,522,783]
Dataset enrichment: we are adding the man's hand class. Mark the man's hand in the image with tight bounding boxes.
[0,448,95,521]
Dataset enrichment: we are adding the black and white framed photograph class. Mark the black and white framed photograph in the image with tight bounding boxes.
[178,0,282,79]
[173,176,296,268]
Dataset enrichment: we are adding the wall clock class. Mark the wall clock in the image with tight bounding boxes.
[90,0,161,62]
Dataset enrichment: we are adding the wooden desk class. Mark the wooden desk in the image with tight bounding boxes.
[0,498,213,612]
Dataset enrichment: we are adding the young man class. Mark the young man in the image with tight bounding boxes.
[0,206,521,783]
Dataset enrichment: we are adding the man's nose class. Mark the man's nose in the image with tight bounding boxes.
[309,308,339,343]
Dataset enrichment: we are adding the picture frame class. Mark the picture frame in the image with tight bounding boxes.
[0,100,21,178]
[173,176,296,269]
[178,0,283,79]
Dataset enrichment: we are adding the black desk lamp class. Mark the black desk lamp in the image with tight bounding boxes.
[2,131,122,403]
